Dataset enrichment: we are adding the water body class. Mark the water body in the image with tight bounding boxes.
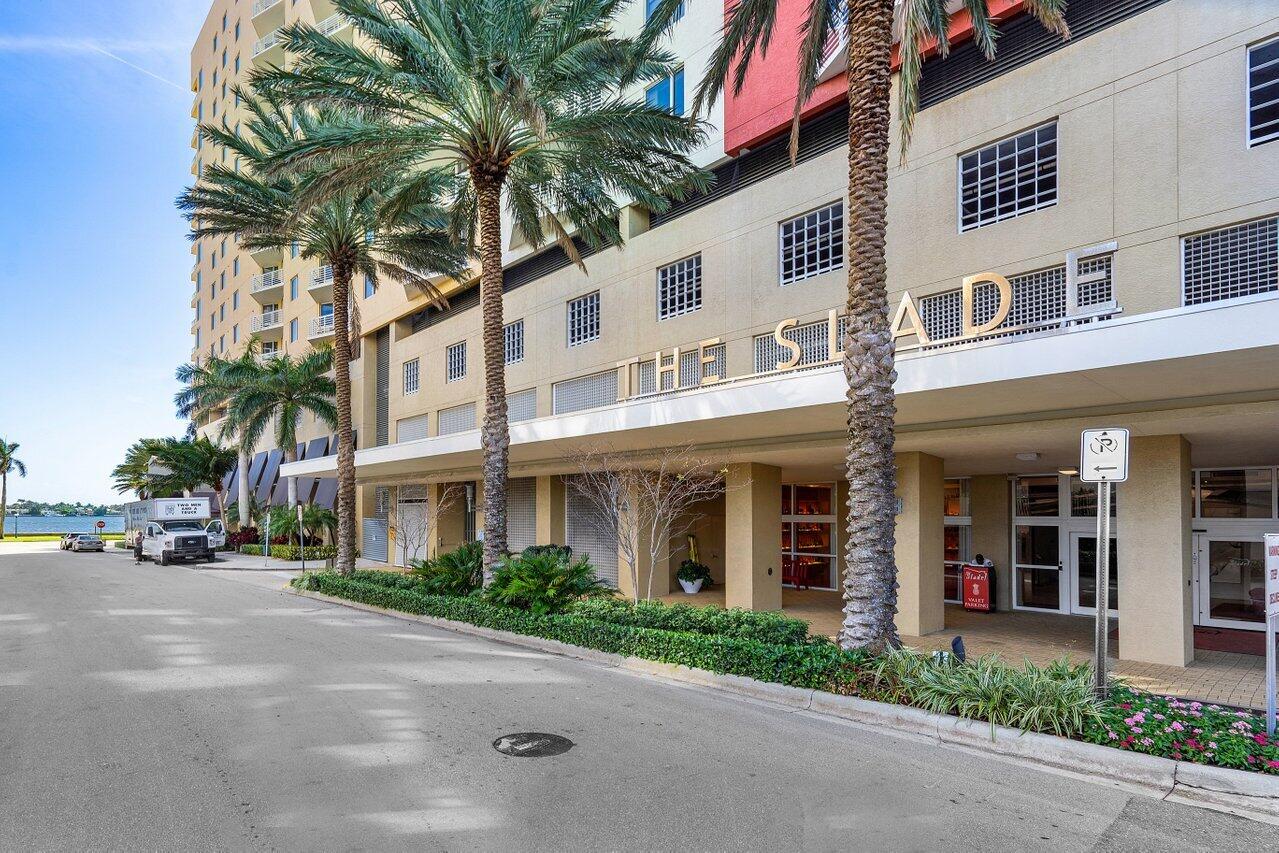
[3,516,125,534]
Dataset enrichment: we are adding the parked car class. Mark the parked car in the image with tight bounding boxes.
[59,533,80,551]
[70,534,105,552]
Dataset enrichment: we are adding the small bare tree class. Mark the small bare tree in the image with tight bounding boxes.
[391,484,462,567]
[571,445,730,602]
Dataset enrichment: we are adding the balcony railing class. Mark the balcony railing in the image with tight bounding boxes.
[251,310,282,332]
[251,0,281,17]
[309,314,335,338]
[316,14,350,37]
[251,270,283,292]
[309,265,334,289]
[259,349,281,362]
[252,29,283,58]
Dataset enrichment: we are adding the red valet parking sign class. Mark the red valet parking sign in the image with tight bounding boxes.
[1267,534,1279,620]
[1266,533,1279,736]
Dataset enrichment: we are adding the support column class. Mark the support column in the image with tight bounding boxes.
[535,475,566,546]
[1118,434,1193,666]
[615,482,671,600]
[895,452,945,637]
[970,475,1012,611]
[724,463,783,611]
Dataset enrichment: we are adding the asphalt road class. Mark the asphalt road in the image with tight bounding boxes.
[2,544,1275,852]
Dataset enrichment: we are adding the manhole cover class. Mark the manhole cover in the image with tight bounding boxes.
[492,732,574,757]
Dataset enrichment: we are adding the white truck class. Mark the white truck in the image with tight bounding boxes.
[131,498,226,565]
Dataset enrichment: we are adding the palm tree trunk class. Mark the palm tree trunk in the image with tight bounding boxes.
[838,0,900,654]
[475,177,509,581]
[332,259,357,575]
[0,472,7,540]
[285,443,299,508]
[237,446,251,529]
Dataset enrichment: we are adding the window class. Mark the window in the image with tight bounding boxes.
[212,34,218,52]
[219,335,225,353]
[232,324,239,343]
[291,241,299,258]
[446,341,466,382]
[235,21,240,40]
[1182,217,1278,306]
[219,271,225,291]
[959,122,1058,232]
[779,202,843,285]
[504,319,524,364]
[289,318,298,342]
[1249,37,1279,147]
[1198,469,1274,519]
[403,358,420,395]
[567,291,600,346]
[781,484,837,590]
[232,257,239,275]
[1069,477,1118,517]
[657,254,702,320]
[1015,476,1059,517]
[219,304,225,322]
[221,13,226,30]
[1015,525,1060,609]
[290,275,298,300]
[364,274,375,298]
[645,0,684,22]
[645,67,684,115]
[235,56,240,74]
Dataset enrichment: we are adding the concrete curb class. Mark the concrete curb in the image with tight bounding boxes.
[287,586,1279,825]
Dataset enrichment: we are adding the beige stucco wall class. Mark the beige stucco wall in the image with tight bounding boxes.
[895,452,946,637]
[969,475,1012,611]
[724,463,783,611]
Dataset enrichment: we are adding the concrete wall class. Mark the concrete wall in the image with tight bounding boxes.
[969,476,1012,611]
[895,453,946,637]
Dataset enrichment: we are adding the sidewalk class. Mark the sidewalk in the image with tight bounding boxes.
[106,546,382,573]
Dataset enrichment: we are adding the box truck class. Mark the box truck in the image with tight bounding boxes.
[128,498,225,565]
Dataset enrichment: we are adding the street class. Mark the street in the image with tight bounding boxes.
[1,545,1274,852]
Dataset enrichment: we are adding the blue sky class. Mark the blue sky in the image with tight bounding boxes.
[0,1,211,504]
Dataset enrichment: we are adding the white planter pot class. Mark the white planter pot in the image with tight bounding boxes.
[678,578,705,594]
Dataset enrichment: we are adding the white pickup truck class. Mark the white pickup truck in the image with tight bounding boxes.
[133,498,226,565]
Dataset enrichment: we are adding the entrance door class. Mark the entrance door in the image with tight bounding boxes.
[1068,531,1117,616]
[1195,533,1267,630]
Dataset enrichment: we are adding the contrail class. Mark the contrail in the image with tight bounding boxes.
[0,35,185,91]
[85,43,184,91]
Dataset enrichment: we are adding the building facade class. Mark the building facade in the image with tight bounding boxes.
[193,0,1279,668]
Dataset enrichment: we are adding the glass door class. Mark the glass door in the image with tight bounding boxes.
[1196,534,1267,630]
[781,484,836,590]
[1068,531,1117,616]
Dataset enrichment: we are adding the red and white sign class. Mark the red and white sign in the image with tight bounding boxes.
[961,564,993,612]
[1265,533,1279,620]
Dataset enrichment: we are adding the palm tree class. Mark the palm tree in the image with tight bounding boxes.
[178,90,462,575]
[174,342,264,529]
[111,438,168,499]
[151,438,239,524]
[249,0,711,580]
[223,348,338,508]
[656,0,1068,652]
[0,439,28,539]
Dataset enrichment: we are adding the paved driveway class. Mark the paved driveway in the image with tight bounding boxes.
[1,545,1273,851]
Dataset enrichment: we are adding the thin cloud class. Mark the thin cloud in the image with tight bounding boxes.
[0,35,185,90]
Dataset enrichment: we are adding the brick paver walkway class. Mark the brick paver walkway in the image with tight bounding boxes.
[659,588,1267,710]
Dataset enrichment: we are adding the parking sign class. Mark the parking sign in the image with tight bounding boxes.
[1080,428,1130,483]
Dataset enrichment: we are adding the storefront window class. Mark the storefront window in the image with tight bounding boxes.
[1015,476,1059,517]
[1015,524,1059,609]
[1069,478,1118,517]
[944,479,969,517]
[1074,536,1118,611]
[781,484,836,589]
[943,525,969,603]
[1198,469,1274,519]
[1207,540,1266,623]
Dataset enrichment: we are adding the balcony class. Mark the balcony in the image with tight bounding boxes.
[250,310,284,339]
[315,13,352,41]
[249,244,283,267]
[258,348,282,363]
[251,0,284,33]
[308,314,335,340]
[252,29,285,64]
[308,265,334,301]
[250,269,284,302]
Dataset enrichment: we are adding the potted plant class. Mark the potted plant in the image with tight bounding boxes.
[677,559,712,594]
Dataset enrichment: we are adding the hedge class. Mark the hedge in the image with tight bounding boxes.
[343,570,813,645]
[294,573,855,690]
[240,544,339,561]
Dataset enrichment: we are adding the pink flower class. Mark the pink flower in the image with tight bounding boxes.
[1140,737,1155,747]
[1107,731,1119,741]
[1170,722,1185,732]
[1255,734,1270,746]
[1131,727,1143,734]
[1209,742,1218,749]
[1268,761,1279,770]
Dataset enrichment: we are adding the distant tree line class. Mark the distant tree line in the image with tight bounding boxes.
[6,499,124,517]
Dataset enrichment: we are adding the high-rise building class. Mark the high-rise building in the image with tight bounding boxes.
[193,1,1279,669]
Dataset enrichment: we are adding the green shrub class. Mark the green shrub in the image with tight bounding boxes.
[349,569,423,590]
[853,648,1100,738]
[520,544,572,561]
[240,543,338,560]
[292,573,853,689]
[484,551,613,615]
[239,544,263,555]
[568,598,811,646]
[676,559,713,585]
[410,541,484,596]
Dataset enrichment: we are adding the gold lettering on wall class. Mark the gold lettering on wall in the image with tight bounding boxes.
[655,346,680,391]
[961,272,1012,337]
[890,293,930,346]
[773,318,802,370]
[698,338,722,385]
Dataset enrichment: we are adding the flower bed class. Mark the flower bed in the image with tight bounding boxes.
[294,571,1279,776]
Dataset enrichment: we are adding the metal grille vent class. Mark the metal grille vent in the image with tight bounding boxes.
[504,319,525,364]
[637,344,727,394]
[553,369,618,415]
[753,315,849,373]
[438,402,477,435]
[567,291,601,346]
[657,255,702,320]
[564,476,619,585]
[1183,217,1278,306]
[374,327,390,447]
[507,477,537,553]
[446,341,466,382]
[508,388,538,423]
[396,413,429,443]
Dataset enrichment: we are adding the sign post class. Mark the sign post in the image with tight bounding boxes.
[1265,533,1279,736]
[1079,428,1130,700]
[297,503,306,573]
